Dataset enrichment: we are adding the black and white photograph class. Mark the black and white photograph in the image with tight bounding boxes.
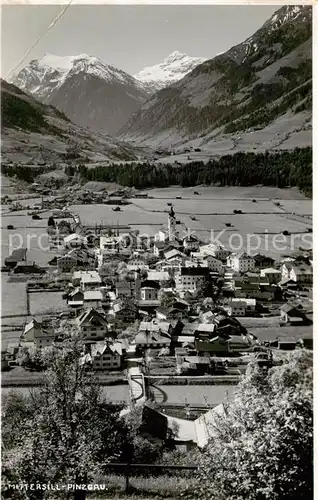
[1,1,313,499]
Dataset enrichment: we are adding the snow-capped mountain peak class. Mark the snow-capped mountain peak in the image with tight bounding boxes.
[12,53,145,102]
[11,53,150,135]
[265,4,310,29]
[134,51,208,92]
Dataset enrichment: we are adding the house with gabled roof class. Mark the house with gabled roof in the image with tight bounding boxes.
[5,248,27,269]
[76,307,108,340]
[139,319,172,335]
[90,341,125,370]
[253,254,276,270]
[182,233,200,253]
[135,330,171,350]
[72,270,102,290]
[57,253,78,272]
[20,318,55,349]
[115,280,135,299]
[280,304,307,325]
[156,305,188,322]
[164,249,187,261]
[111,300,138,327]
[289,264,313,284]
[67,287,84,309]
[190,252,224,274]
[153,241,182,258]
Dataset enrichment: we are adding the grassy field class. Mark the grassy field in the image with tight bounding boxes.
[70,187,312,258]
[85,473,199,499]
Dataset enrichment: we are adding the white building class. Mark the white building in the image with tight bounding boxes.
[199,243,229,261]
[175,267,209,292]
[20,319,54,349]
[281,262,313,284]
[77,308,108,340]
[140,285,159,302]
[72,270,102,290]
[190,253,224,274]
[227,298,256,317]
[90,341,123,370]
[147,271,170,282]
[84,290,103,307]
[227,252,255,273]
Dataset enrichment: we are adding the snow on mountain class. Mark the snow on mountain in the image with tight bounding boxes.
[134,50,208,92]
[12,53,150,135]
[121,5,312,150]
[12,53,147,102]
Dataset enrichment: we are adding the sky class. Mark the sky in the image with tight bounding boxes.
[1,4,281,80]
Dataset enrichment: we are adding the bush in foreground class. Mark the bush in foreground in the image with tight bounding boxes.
[195,350,313,500]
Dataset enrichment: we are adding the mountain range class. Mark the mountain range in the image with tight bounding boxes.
[12,54,150,136]
[133,51,207,92]
[1,79,141,164]
[5,5,312,160]
[121,5,312,151]
[11,51,206,136]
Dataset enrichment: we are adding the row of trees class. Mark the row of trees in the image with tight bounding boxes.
[76,147,312,196]
[2,164,54,183]
[2,148,312,196]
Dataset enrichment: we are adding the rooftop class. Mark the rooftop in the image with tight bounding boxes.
[180,267,209,276]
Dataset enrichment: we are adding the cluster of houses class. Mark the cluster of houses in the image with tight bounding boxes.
[3,204,313,375]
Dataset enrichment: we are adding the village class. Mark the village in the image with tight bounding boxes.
[1,196,313,449]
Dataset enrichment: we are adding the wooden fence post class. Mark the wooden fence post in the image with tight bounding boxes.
[125,464,130,493]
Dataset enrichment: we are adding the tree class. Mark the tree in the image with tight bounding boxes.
[2,339,128,500]
[195,350,313,500]
[18,347,46,371]
[123,405,163,464]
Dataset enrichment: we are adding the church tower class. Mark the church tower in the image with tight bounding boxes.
[168,205,176,241]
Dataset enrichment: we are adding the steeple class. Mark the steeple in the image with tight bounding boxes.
[168,204,176,241]
[169,205,175,219]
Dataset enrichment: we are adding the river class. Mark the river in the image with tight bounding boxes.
[1,384,236,406]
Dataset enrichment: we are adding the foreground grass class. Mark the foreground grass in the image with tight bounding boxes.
[87,473,198,499]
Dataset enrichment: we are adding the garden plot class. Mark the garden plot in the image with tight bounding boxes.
[256,233,312,258]
[29,291,67,316]
[193,214,312,257]
[276,199,312,214]
[133,198,283,215]
[71,204,166,227]
[146,185,308,200]
[233,213,311,234]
